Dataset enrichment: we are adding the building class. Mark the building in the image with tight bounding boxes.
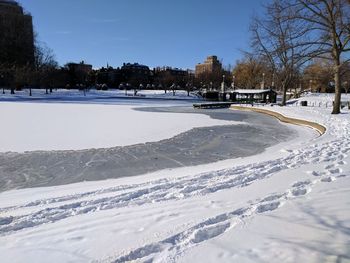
[195,56,222,78]
[154,66,188,81]
[231,89,277,103]
[121,63,150,75]
[200,88,277,103]
[153,66,189,88]
[95,66,122,88]
[121,63,151,86]
[154,66,187,77]
[0,0,34,66]
[66,61,93,74]
[66,61,93,87]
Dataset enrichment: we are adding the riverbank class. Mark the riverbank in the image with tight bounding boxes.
[231,105,326,135]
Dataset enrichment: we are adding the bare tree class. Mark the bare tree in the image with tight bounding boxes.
[34,42,58,93]
[289,0,350,114]
[195,68,224,90]
[303,58,333,92]
[251,0,313,105]
[232,54,272,89]
[34,42,57,71]
[340,61,350,93]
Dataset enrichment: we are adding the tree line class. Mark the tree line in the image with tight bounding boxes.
[1,0,348,113]
[0,39,66,94]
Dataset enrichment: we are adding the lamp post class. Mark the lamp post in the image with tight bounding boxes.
[309,79,312,91]
[262,73,265,89]
[0,74,4,94]
[222,75,226,93]
[271,72,275,88]
[232,75,235,90]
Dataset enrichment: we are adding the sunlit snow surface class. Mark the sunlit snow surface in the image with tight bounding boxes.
[0,91,349,263]
[0,102,297,192]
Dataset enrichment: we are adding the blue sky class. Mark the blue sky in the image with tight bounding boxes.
[19,0,266,69]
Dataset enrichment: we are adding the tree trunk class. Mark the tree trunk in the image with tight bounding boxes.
[281,82,287,106]
[332,61,341,114]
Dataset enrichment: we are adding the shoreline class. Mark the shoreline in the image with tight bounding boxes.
[0,109,317,201]
[231,105,326,135]
[0,107,297,192]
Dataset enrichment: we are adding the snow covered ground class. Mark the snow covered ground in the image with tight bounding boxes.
[0,93,349,262]
[0,102,236,152]
[0,89,206,152]
[0,88,201,102]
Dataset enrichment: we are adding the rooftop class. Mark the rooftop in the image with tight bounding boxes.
[234,89,275,94]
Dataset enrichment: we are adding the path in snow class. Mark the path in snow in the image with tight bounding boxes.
[0,133,348,241]
[112,143,349,262]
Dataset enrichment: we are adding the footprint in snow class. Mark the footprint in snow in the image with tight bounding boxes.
[292,180,312,188]
[256,201,282,213]
[327,168,342,175]
[321,176,336,183]
[337,174,348,178]
[191,222,231,244]
[309,171,322,177]
[325,164,335,169]
[0,217,13,225]
[261,193,285,202]
[230,207,253,217]
[291,188,310,197]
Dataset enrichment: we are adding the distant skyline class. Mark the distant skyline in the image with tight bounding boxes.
[19,0,267,69]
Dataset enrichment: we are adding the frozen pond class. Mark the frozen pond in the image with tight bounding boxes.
[0,106,298,192]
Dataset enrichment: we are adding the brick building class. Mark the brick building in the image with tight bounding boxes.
[195,56,222,78]
[66,61,93,87]
[154,66,187,78]
[67,61,93,75]
[121,63,151,86]
[153,66,189,88]
[96,66,122,88]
